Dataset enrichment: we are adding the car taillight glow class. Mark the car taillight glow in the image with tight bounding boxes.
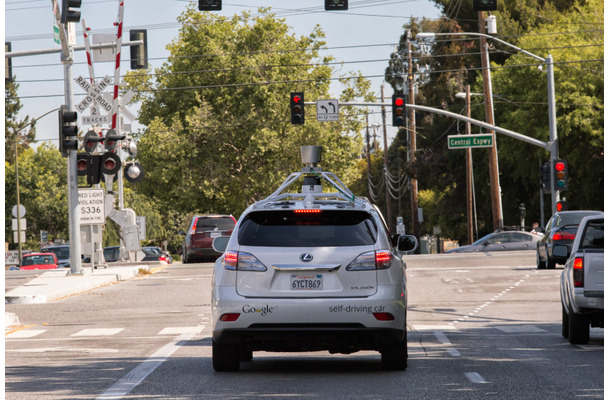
[190,218,198,234]
[224,251,238,270]
[552,231,575,241]
[347,250,393,271]
[573,257,584,287]
[294,209,321,214]
[223,251,266,271]
[375,251,392,269]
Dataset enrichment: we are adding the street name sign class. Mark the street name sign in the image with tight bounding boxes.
[448,134,493,149]
[316,99,339,121]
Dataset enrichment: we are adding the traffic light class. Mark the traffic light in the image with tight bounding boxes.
[129,30,148,70]
[553,159,568,191]
[199,0,221,10]
[83,130,104,154]
[392,94,406,127]
[325,0,348,10]
[61,0,82,23]
[77,154,102,185]
[58,105,79,157]
[6,42,12,83]
[290,92,305,125]
[556,200,568,212]
[105,129,126,152]
[124,162,145,183]
[473,0,497,11]
[540,161,551,193]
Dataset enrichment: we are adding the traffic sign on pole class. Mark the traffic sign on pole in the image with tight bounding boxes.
[447,134,493,149]
[316,99,339,121]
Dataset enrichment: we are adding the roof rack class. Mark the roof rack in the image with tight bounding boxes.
[253,167,367,210]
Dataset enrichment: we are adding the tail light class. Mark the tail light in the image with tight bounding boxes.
[159,256,167,263]
[190,218,198,235]
[573,257,584,287]
[552,231,575,241]
[220,313,240,322]
[347,250,394,271]
[223,251,266,272]
[373,312,395,321]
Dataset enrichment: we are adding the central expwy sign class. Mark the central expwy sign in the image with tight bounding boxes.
[448,134,494,149]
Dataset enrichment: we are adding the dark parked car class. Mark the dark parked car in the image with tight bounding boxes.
[446,231,541,254]
[537,210,603,269]
[103,246,121,263]
[143,246,172,264]
[182,215,236,263]
[40,245,71,268]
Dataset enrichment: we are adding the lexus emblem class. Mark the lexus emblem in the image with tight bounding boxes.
[299,253,313,263]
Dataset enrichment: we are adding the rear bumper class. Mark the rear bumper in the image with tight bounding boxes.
[213,325,405,353]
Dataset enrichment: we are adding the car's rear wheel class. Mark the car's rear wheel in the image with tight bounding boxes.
[568,308,590,345]
[561,300,569,338]
[536,253,546,269]
[381,334,407,370]
[212,339,240,371]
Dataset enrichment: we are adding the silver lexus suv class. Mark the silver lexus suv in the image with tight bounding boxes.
[211,146,418,371]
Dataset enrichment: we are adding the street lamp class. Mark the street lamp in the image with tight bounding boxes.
[416,31,559,214]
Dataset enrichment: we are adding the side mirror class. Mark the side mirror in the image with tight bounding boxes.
[212,236,230,253]
[397,235,418,253]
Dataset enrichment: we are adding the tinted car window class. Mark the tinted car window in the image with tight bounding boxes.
[512,233,533,242]
[195,217,235,232]
[581,221,604,249]
[238,210,377,247]
[43,247,70,259]
[555,212,597,228]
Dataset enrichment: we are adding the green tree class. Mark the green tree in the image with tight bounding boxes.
[124,7,374,217]
[5,144,68,249]
[5,79,36,164]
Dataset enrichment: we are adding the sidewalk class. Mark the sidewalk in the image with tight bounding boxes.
[5,263,168,332]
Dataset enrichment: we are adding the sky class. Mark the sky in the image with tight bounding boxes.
[5,0,442,149]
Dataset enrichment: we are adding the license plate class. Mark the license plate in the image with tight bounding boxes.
[210,232,222,238]
[291,274,323,290]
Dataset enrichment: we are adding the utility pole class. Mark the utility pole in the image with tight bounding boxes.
[365,114,372,178]
[406,34,420,240]
[478,11,503,231]
[380,85,394,232]
[465,86,474,244]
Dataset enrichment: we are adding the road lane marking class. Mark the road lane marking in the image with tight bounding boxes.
[433,331,451,344]
[447,348,461,357]
[97,327,203,400]
[7,347,119,353]
[466,372,488,383]
[157,326,204,335]
[6,329,47,338]
[412,325,457,331]
[72,328,124,337]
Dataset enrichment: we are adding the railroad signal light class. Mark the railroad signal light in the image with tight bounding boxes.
[61,0,82,23]
[392,94,406,127]
[553,160,568,191]
[290,92,305,125]
[198,0,221,11]
[105,129,126,152]
[129,30,148,70]
[556,200,568,212]
[76,153,103,185]
[58,105,79,157]
[325,0,348,10]
[473,0,497,11]
[83,130,105,154]
[124,162,145,183]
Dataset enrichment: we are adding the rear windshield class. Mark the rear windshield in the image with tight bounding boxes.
[555,212,601,228]
[195,217,235,232]
[42,247,70,259]
[238,210,377,247]
[580,220,604,249]
[22,255,54,266]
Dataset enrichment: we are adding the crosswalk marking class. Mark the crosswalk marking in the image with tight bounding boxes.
[72,328,125,337]
[157,326,204,335]
[6,329,47,338]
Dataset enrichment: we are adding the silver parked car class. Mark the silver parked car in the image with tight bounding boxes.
[446,231,541,254]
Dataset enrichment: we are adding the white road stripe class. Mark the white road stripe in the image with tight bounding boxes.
[157,326,204,335]
[6,329,47,338]
[466,372,488,384]
[433,331,451,344]
[447,348,461,357]
[97,328,202,400]
[72,328,124,337]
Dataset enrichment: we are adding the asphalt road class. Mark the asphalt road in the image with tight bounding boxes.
[5,251,604,399]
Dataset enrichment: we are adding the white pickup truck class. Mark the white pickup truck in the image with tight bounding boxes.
[560,214,604,344]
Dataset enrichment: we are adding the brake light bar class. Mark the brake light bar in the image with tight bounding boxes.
[190,218,198,234]
[375,251,392,269]
[573,257,584,287]
[552,231,575,241]
[294,209,321,214]
[224,251,238,270]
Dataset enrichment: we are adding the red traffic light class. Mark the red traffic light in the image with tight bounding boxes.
[555,161,565,171]
[394,97,404,106]
[293,95,301,103]
[556,200,568,212]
